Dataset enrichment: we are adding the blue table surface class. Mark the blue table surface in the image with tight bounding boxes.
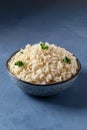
[0,1,87,130]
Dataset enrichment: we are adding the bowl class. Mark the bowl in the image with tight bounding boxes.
[6,51,81,96]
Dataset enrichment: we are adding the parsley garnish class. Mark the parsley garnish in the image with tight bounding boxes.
[15,61,24,67]
[40,42,49,50]
[63,56,71,64]
[20,51,23,54]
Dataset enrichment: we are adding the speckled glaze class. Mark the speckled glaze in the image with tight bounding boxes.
[6,52,81,96]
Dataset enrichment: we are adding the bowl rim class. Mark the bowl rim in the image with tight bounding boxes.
[6,50,81,87]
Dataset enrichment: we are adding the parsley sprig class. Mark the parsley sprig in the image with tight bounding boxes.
[63,56,71,64]
[40,42,49,50]
[15,61,24,67]
[20,51,23,54]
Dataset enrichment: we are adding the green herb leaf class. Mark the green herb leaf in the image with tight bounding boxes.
[20,51,23,54]
[63,56,71,64]
[15,61,24,67]
[40,42,49,50]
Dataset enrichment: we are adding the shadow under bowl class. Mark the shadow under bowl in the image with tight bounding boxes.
[6,51,81,96]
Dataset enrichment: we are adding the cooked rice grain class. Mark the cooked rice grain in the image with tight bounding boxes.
[8,42,79,84]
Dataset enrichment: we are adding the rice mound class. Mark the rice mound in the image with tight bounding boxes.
[8,42,79,84]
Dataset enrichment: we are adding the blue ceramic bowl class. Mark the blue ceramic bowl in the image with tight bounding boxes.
[6,51,81,96]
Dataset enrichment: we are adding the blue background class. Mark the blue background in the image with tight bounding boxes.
[0,0,87,130]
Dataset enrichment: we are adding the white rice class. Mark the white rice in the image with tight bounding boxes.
[8,42,79,84]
